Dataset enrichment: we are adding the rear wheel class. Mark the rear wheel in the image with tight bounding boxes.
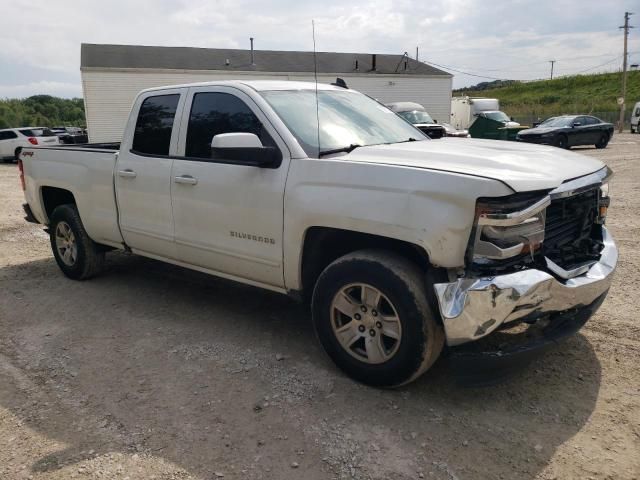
[50,204,104,280]
[311,250,444,387]
[554,134,568,149]
[595,133,609,149]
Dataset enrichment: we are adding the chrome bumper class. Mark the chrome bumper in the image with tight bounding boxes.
[434,227,617,346]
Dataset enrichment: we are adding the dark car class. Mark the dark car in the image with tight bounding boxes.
[385,102,446,139]
[51,126,88,145]
[516,115,613,149]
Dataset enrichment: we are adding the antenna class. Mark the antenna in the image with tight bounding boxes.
[312,19,321,157]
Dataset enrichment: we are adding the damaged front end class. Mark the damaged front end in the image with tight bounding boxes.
[433,167,617,377]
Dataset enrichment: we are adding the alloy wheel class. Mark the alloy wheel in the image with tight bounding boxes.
[330,283,402,364]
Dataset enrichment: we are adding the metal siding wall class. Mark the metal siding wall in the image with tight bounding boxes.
[82,71,452,142]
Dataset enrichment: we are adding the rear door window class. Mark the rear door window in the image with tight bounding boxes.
[0,131,18,140]
[132,94,180,156]
[19,128,54,137]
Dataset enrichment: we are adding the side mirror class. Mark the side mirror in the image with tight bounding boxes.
[532,122,541,128]
[433,119,438,123]
[211,133,281,168]
[510,117,515,121]
[572,122,581,128]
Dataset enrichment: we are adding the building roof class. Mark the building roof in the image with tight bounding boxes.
[80,43,451,77]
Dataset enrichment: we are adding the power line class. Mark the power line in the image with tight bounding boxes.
[426,53,630,81]
[571,56,623,74]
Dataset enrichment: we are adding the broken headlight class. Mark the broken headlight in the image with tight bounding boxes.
[471,193,551,262]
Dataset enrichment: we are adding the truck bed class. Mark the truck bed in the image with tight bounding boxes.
[21,144,124,248]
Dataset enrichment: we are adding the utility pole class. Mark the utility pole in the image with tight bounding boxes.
[549,60,556,80]
[618,11,634,133]
[416,46,419,61]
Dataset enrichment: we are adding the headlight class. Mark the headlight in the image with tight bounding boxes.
[471,194,550,261]
[597,179,611,224]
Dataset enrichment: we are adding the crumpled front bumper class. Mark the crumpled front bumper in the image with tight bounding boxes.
[434,227,617,347]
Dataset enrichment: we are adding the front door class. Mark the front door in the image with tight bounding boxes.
[115,90,185,259]
[170,87,290,288]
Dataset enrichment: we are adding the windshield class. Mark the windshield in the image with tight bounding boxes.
[481,111,511,123]
[538,117,575,127]
[398,110,435,125]
[260,89,426,157]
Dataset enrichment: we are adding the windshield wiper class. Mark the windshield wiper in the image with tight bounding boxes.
[318,144,361,157]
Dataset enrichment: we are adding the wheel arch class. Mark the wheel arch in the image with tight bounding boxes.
[40,186,77,222]
[296,226,438,303]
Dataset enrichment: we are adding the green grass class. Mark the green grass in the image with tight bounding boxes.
[455,71,640,119]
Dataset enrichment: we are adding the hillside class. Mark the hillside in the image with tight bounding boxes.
[0,95,85,129]
[455,71,640,122]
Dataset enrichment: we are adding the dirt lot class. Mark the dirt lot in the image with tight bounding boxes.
[1,135,639,480]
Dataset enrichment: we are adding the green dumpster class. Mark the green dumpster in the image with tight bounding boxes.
[468,116,529,141]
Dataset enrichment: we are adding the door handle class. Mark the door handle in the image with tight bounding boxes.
[118,169,137,178]
[174,175,198,185]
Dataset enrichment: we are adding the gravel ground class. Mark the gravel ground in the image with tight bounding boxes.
[1,135,639,480]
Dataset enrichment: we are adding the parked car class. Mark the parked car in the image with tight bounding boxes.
[631,101,640,134]
[440,122,470,138]
[51,126,89,144]
[517,115,614,149]
[0,127,59,163]
[19,80,617,387]
[385,102,446,139]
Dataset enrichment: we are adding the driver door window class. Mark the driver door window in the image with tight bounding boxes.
[185,92,277,161]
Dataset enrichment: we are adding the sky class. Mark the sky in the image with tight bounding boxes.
[0,0,638,98]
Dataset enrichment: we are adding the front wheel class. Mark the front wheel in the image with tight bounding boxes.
[554,135,568,149]
[595,133,609,149]
[311,250,444,387]
[50,204,105,280]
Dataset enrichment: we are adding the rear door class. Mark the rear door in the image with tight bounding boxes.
[115,89,186,259]
[170,86,290,288]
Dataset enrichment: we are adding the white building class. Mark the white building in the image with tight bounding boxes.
[80,43,453,143]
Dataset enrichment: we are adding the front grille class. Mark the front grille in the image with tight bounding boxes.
[543,188,603,270]
[418,126,445,139]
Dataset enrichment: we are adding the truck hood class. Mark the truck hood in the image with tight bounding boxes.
[345,138,604,192]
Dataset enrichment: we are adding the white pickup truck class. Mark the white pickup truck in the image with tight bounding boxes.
[19,80,617,386]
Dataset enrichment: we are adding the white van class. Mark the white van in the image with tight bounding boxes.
[631,101,640,133]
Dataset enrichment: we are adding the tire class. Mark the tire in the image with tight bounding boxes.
[49,204,105,280]
[554,134,568,149]
[311,250,444,387]
[595,133,609,149]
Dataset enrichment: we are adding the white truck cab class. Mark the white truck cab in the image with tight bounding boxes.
[19,80,617,386]
[451,96,520,130]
